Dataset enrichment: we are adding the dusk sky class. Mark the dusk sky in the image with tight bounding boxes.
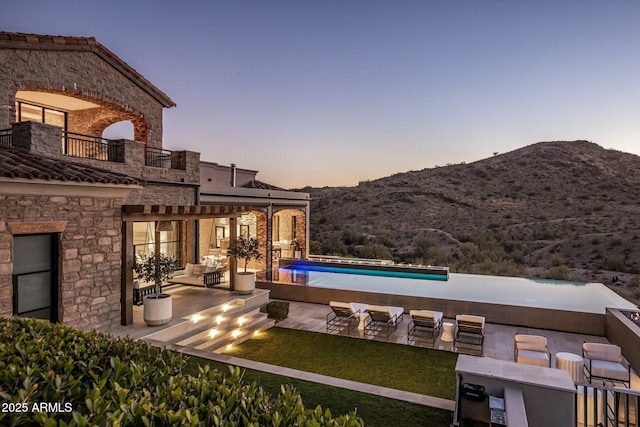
[3,1,640,188]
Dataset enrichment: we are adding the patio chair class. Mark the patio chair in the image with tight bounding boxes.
[326,301,367,334]
[364,304,404,340]
[454,314,485,355]
[407,310,443,345]
[582,342,631,387]
[514,334,551,367]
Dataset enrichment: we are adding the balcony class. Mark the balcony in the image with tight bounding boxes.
[3,121,199,185]
[64,131,124,163]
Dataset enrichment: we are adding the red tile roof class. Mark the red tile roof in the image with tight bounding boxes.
[0,146,143,186]
[0,31,176,108]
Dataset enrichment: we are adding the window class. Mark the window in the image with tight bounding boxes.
[15,101,67,130]
[12,234,59,322]
[291,216,297,240]
[133,221,182,264]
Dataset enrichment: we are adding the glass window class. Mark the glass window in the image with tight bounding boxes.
[16,101,67,130]
[133,221,182,264]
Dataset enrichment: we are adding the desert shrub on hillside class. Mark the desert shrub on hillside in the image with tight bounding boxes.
[546,265,571,281]
[602,256,627,273]
[309,240,324,255]
[356,243,392,260]
[341,229,368,245]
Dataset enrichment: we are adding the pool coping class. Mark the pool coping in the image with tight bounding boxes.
[257,281,607,335]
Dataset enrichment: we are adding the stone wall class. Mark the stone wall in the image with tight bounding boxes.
[0,193,124,332]
[0,48,165,148]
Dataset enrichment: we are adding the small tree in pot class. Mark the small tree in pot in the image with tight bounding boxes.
[227,236,262,294]
[134,252,179,325]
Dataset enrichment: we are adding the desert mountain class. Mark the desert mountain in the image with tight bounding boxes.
[302,140,640,304]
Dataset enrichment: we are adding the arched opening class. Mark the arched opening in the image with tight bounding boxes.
[14,89,149,143]
[102,121,134,141]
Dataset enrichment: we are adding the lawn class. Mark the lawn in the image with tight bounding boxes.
[221,326,458,400]
[184,357,454,427]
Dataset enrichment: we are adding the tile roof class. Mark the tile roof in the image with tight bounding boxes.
[0,31,175,108]
[0,146,143,186]
[240,179,285,191]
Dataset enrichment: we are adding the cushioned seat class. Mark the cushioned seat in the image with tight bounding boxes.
[364,304,405,340]
[514,334,551,367]
[407,310,443,345]
[583,342,631,387]
[326,301,367,334]
[454,314,485,355]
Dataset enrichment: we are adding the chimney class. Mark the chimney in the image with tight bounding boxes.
[230,163,237,187]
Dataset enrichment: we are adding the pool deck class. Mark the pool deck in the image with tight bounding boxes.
[110,285,640,411]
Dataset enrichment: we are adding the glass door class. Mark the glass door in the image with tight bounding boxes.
[12,234,59,321]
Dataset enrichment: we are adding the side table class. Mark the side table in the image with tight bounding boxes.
[556,351,584,383]
[441,322,455,342]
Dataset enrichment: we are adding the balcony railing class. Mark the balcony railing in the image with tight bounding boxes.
[0,128,12,147]
[575,382,638,427]
[63,131,124,163]
[145,146,172,168]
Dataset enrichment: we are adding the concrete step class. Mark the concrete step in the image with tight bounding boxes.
[142,292,276,352]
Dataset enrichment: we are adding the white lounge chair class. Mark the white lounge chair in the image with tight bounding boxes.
[514,334,551,367]
[583,342,631,387]
[364,304,404,340]
[326,301,367,334]
[454,314,485,355]
[407,310,443,345]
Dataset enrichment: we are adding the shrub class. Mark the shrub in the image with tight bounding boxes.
[0,318,362,426]
[601,256,627,273]
[266,301,290,321]
[546,265,571,281]
[309,240,324,255]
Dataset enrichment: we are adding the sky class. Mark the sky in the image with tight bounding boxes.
[3,1,640,189]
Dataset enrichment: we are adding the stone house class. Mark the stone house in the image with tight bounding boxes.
[0,32,309,331]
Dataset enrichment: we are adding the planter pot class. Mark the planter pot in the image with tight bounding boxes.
[235,272,255,295]
[143,294,172,326]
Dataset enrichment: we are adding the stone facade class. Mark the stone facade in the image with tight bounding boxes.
[0,36,174,149]
[0,193,125,332]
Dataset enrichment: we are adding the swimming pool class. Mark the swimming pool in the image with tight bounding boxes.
[276,264,637,314]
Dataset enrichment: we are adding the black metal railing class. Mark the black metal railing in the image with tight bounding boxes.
[575,382,639,427]
[63,131,124,163]
[145,146,172,168]
[0,128,12,147]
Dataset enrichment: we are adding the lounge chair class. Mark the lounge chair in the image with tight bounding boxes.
[407,310,443,345]
[514,334,551,367]
[326,301,367,334]
[583,342,631,387]
[363,304,404,340]
[454,314,485,355]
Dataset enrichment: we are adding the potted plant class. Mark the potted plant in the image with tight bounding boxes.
[227,236,262,294]
[134,252,179,325]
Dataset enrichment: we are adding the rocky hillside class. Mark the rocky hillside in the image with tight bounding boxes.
[301,140,640,305]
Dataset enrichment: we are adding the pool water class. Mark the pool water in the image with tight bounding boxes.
[276,266,637,314]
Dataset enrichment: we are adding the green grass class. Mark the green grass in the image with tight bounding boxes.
[222,327,458,400]
[184,357,453,427]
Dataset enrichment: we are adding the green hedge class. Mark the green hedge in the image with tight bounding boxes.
[0,318,363,426]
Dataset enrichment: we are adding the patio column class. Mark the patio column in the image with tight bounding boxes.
[229,216,237,291]
[265,204,273,281]
[121,220,134,325]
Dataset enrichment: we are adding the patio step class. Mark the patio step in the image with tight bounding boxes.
[176,308,267,347]
[142,293,275,352]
